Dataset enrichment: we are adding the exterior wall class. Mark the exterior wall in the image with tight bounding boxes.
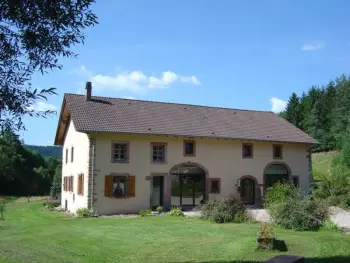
[61,120,90,213]
[92,134,311,215]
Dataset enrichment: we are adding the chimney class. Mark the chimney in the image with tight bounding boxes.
[85,81,92,101]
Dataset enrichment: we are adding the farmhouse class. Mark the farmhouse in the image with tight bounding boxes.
[54,82,316,214]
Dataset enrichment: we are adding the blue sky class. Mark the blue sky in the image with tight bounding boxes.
[23,0,350,145]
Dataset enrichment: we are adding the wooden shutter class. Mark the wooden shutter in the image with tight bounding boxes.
[81,174,84,196]
[105,175,112,197]
[127,176,136,197]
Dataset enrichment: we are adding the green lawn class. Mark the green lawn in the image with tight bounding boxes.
[1,201,350,263]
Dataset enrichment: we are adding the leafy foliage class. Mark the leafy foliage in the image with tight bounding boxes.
[76,208,90,217]
[139,209,152,217]
[200,195,247,223]
[269,196,328,231]
[0,0,97,131]
[0,130,61,196]
[156,206,163,213]
[0,201,6,220]
[50,165,62,199]
[281,75,350,154]
[313,162,350,209]
[169,206,184,217]
[264,183,299,208]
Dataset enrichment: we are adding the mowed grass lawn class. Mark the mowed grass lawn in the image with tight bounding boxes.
[1,201,350,263]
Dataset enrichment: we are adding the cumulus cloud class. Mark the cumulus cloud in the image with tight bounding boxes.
[270,97,287,113]
[28,101,58,111]
[301,41,326,51]
[74,66,201,94]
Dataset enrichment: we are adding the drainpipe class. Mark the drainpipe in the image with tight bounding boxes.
[90,142,95,210]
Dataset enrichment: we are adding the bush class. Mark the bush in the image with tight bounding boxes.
[313,162,350,209]
[156,206,163,213]
[88,209,99,217]
[201,195,247,223]
[321,220,340,232]
[0,202,6,220]
[169,206,184,217]
[139,208,152,217]
[270,196,328,231]
[76,208,89,217]
[264,183,299,208]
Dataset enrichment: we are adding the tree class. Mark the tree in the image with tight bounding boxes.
[285,93,301,128]
[0,0,98,131]
[50,165,62,199]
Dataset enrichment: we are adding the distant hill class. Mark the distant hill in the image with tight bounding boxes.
[25,145,62,159]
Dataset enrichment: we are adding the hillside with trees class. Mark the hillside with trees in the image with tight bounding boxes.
[25,145,62,159]
[281,74,350,156]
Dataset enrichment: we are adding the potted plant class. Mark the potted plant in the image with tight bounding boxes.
[256,223,275,250]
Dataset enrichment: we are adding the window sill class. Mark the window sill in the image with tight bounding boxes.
[111,160,129,164]
[242,156,253,159]
[151,161,167,164]
[183,154,196,157]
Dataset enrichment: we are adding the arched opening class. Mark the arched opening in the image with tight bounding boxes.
[264,163,290,189]
[170,164,206,207]
[241,177,255,204]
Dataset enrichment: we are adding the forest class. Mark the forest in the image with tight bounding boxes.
[0,131,61,197]
[281,74,350,154]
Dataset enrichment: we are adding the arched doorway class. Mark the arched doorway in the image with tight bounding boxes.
[264,163,290,189]
[241,177,255,204]
[170,164,206,207]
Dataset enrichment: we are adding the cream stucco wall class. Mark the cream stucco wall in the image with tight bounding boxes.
[91,134,311,215]
[61,120,90,213]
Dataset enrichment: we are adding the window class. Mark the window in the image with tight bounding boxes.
[273,144,283,159]
[77,174,84,195]
[111,142,129,163]
[292,176,299,187]
[112,175,127,198]
[209,178,220,194]
[71,147,74,162]
[151,143,167,163]
[242,143,253,158]
[65,148,68,164]
[64,176,74,192]
[183,140,196,156]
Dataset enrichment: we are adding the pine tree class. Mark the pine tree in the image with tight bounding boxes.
[285,93,301,128]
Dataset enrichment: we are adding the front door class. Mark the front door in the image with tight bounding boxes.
[241,178,255,204]
[151,176,164,209]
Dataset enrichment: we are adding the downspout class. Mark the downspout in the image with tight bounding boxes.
[90,142,95,209]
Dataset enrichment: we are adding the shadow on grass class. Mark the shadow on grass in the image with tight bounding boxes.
[169,256,350,263]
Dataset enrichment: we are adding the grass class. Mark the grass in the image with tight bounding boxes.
[1,202,350,263]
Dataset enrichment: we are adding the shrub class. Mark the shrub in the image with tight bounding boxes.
[169,206,184,217]
[76,208,89,217]
[201,195,247,223]
[256,223,275,250]
[270,196,328,231]
[139,208,152,217]
[321,220,340,232]
[0,202,6,220]
[264,183,299,208]
[313,162,350,209]
[88,209,99,217]
[156,206,163,213]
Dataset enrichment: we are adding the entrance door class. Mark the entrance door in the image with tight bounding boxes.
[241,178,255,204]
[151,176,164,208]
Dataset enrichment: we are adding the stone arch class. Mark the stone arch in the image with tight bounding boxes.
[263,161,292,191]
[238,175,261,206]
[168,162,209,206]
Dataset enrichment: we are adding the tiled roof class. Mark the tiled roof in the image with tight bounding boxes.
[63,93,316,144]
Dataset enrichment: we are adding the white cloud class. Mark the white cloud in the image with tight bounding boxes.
[74,66,201,94]
[301,41,326,51]
[122,96,136,100]
[270,97,287,113]
[28,101,58,112]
